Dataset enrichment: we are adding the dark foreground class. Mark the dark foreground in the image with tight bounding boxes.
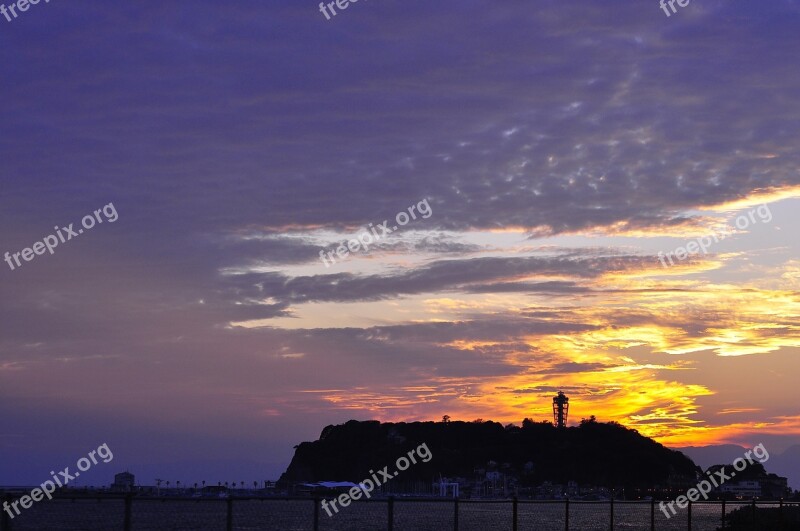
[2,496,799,530]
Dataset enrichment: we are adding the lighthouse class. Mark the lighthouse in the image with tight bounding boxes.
[553,391,569,428]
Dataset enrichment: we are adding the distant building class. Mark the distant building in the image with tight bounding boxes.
[760,475,790,499]
[113,471,135,491]
[112,471,135,492]
[720,480,761,499]
[433,478,460,498]
[706,464,790,500]
[566,481,580,497]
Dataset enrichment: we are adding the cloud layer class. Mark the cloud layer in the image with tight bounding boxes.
[1,0,799,485]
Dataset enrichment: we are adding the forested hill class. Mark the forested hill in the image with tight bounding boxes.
[278,418,698,489]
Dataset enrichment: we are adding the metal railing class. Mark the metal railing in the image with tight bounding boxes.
[1,494,796,530]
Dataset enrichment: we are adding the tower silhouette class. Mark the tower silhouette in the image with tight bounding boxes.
[553,391,569,428]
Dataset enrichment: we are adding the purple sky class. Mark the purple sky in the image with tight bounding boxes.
[2,0,800,488]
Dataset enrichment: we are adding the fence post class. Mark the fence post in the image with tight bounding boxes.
[226,497,233,531]
[651,498,655,531]
[609,497,614,531]
[512,496,518,531]
[565,498,569,531]
[751,498,756,529]
[123,494,132,531]
[453,497,459,531]
[313,497,319,531]
[687,500,692,531]
[1,495,11,531]
[387,496,394,531]
[721,499,726,529]
[779,498,784,531]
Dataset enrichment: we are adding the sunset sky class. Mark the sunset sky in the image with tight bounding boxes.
[1,0,799,487]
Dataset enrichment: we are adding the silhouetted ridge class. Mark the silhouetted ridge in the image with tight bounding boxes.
[277,418,698,491]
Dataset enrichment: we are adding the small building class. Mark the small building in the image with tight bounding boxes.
[566,481,580,497]
[433,479,460,498]
[760,475,790,499]
[112,472,135,492]
[720,480,761,499]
